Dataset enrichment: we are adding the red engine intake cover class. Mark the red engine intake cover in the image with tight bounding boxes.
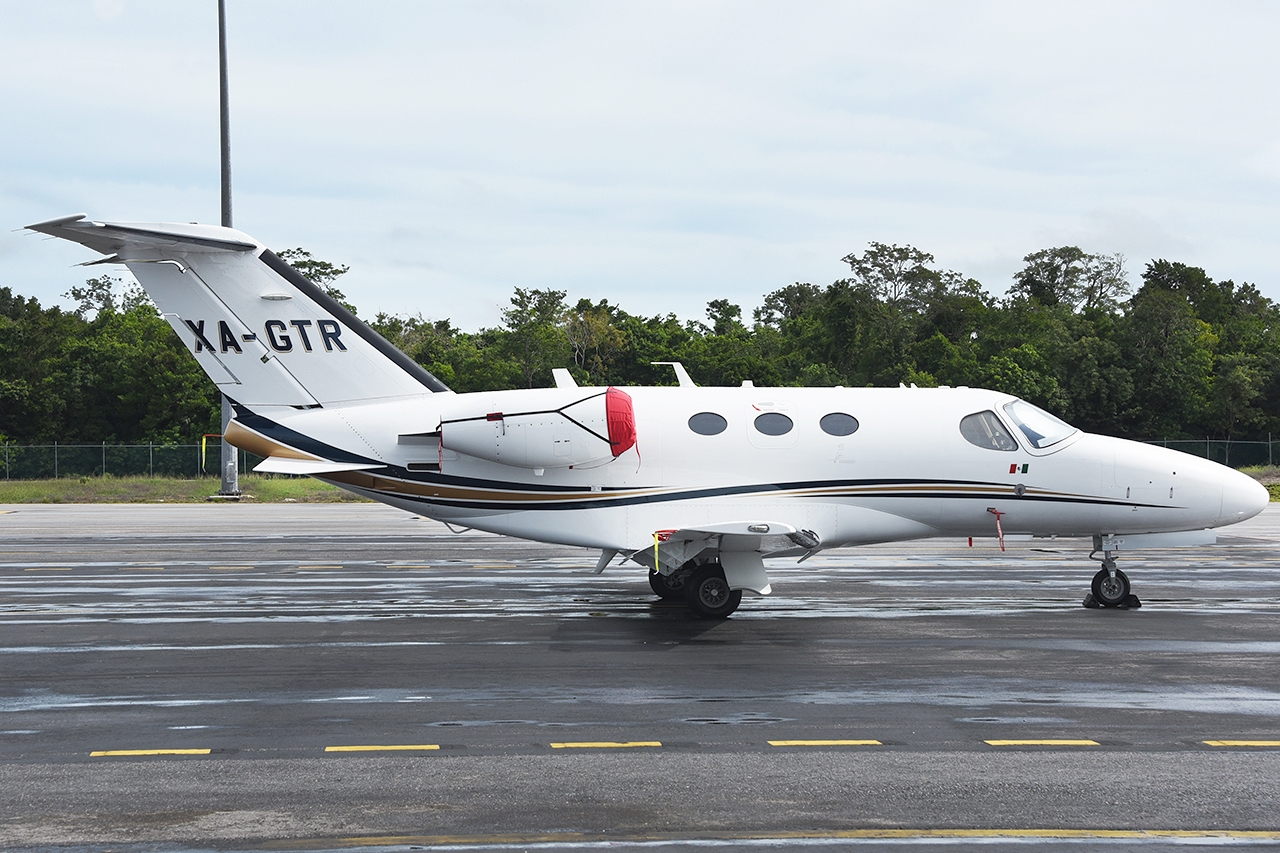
[605,387,637,457]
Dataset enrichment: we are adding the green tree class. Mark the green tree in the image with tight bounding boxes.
[0,280,219,443]
[753,283,822,328]
[818,243,985,387]
[1135,259,1280,438]
[0,288,84,441]
[1012,248,1131,311]
[63,274,153,319]
[563,299,625,385]
[501,288,569,388]
[277,247,356,315]
[1010,246,1088,307]
[1119,286,1215,436]
[1079,253,1131,312]
[841,242,943,308]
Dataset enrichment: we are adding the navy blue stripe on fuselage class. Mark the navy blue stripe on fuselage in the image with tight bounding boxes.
[331,471,1175,513]
[231,404,383,466]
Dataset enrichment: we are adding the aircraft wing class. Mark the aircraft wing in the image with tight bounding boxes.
[629,521,822,595]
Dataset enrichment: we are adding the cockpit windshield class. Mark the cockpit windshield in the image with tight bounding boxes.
[1002,399,1078,449]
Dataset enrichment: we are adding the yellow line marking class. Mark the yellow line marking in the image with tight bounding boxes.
[324,744,440,752]
[266,829,1280,848]
[209,565,253,570]
[0,510,15,514]
[985,739,1100,746]
[768,739,882,747]
[1204,740,1280,747]
[550,741,661,749]
[90,749,211,757]
[24,567,72,571]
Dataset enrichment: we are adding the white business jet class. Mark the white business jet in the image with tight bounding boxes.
[28,215,1270,617]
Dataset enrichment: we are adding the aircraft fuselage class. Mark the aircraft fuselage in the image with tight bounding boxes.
[230,384,1266,554]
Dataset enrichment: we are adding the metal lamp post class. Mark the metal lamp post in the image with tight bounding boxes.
[217,0,240,497]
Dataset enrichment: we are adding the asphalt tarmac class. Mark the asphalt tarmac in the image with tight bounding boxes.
[2,502,1280,852]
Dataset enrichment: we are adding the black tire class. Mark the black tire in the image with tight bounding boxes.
[648,568,686,600]
[1091,567,1131,608]
[683,563,742,619]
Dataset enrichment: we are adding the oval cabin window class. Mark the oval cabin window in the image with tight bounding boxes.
[688,412,728,435]
[819,412,859,436]
[753,412,794,436]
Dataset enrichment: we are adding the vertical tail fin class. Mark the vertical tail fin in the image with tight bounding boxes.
[26,215,449,407]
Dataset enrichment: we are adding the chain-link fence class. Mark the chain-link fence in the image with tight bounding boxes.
[1141,439,1276,469]
[1,438,1275,480]
[0,442,267,480]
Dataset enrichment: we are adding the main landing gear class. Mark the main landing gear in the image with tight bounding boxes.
[1083,545,1141,609]
[649,561,743,619]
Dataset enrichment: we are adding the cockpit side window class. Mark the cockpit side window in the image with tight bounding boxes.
[960,411,1018,451]
[1002,399,1078,449]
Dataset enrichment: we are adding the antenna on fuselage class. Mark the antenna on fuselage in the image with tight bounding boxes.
[216,0,240,499]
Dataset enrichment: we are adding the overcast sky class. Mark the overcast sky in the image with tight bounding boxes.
[4,1,1280,329]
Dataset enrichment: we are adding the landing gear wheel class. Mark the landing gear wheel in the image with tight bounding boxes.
[648,568,687,600]
[683,563,742,619]
[1091,567,1131,608]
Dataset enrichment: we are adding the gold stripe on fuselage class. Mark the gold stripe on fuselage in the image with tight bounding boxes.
[322,470,1104,508]
[224,420,324,462]
[324,470,665,503]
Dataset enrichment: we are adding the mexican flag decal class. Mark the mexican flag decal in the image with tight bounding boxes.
[1010,463,1029,474]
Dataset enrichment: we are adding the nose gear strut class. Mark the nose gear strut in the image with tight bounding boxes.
[1084,536,1142,609]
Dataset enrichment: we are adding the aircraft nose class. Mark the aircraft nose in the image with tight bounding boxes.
[1220,471,1270,526]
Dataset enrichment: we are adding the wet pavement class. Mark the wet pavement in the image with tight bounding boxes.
[2,503,1280,851]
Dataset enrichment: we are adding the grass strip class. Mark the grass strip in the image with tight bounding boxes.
[0,475,371,504]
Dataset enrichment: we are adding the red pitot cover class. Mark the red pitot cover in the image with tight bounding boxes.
[605,387,637,457]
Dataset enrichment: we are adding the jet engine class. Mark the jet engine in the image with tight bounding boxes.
[440,387,636,471]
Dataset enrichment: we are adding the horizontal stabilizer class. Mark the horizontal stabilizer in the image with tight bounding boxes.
[253,457,383,476]
[26,215,258,255]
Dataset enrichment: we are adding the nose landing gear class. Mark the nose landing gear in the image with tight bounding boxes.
[1084,541,1142,609]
